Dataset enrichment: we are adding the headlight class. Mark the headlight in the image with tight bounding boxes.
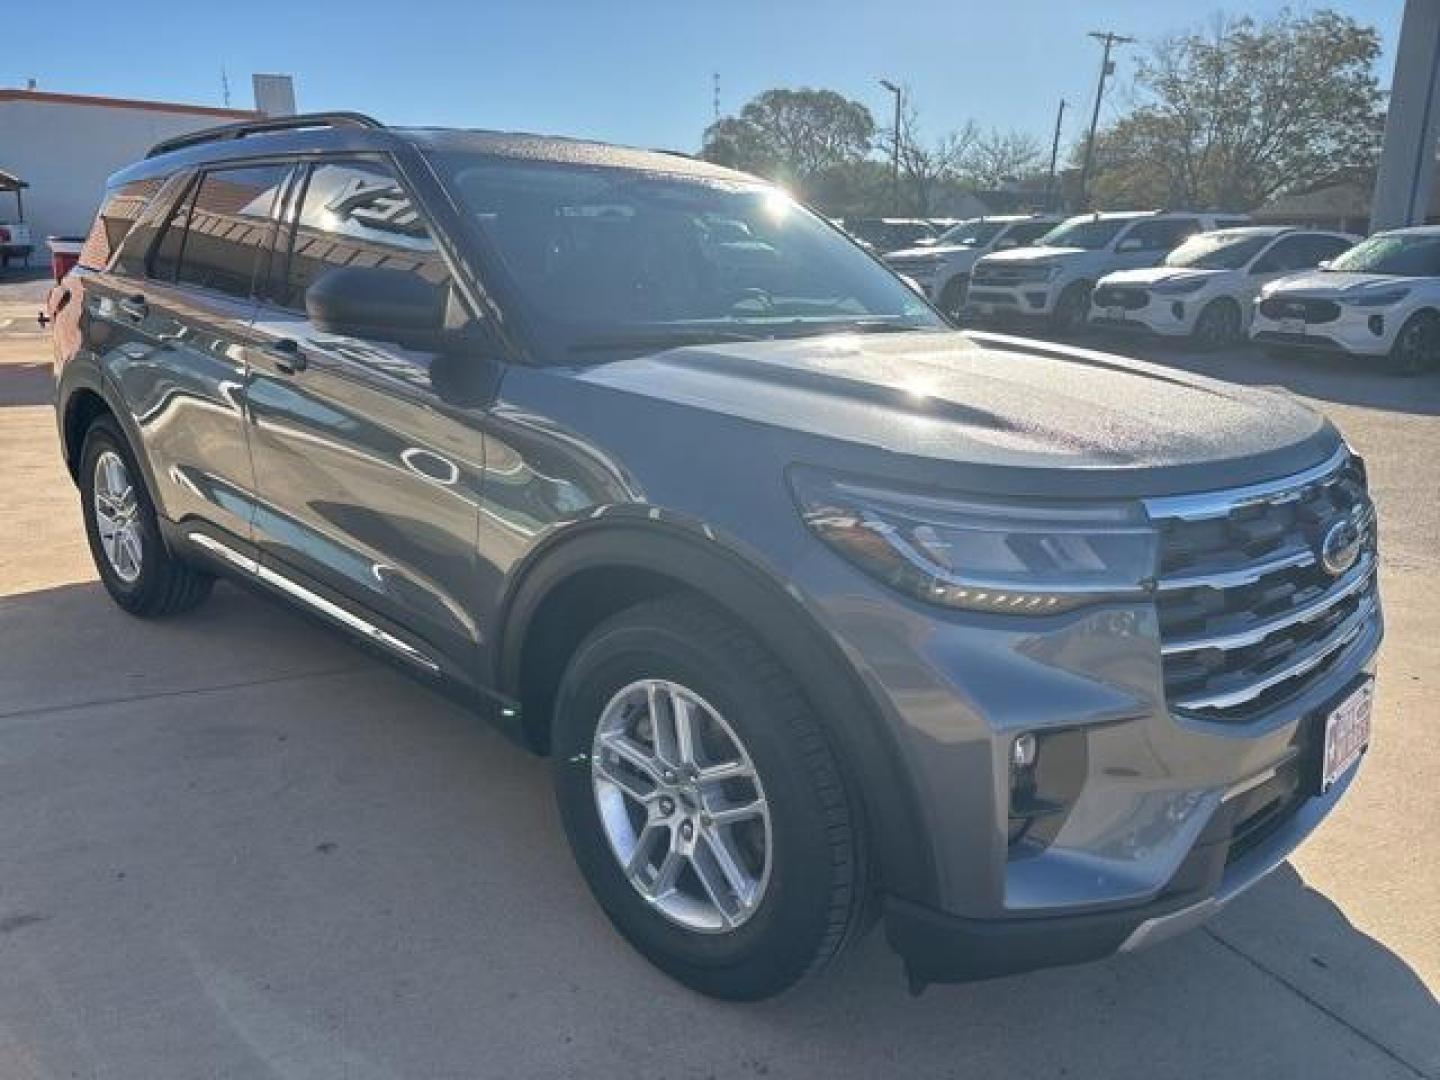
[790,468,1157,614]
[1340,289,1410,307]
[1151,275,1208,295]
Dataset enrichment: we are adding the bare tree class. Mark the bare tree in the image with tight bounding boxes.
[960,128,1046,189]
[877,95,977,215]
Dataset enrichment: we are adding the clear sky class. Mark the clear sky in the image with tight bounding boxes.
[3,1,1404,154]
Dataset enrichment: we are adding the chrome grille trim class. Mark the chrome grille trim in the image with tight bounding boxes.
[1143,445,1349,523]
[1171,593,1376,711]
[1160,553,1375,656]
[1147,447,1378,721]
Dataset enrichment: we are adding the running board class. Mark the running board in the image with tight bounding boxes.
[187,532,442,674]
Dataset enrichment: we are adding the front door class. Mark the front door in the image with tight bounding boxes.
[243,156,491,674]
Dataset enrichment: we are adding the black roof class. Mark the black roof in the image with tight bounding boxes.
[113,111,750,187]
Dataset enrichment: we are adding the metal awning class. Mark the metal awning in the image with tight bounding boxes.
[0,169,27,192]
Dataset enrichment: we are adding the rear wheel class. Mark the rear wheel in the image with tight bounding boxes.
[1191,298,1242,351]
[552,595,867,1000]
[80,416,213,616]
[1050,281,1092,335]
[1386,311,1440,375]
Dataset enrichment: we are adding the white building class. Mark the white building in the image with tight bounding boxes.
[0,75,295,251]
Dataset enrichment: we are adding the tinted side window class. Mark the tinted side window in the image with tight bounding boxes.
[148,177,198,282]
[1125,218,1200,251]
[1253,235,1309,273]
[174,165,291,298]
[273,159,452,313]
[79,178,163,271]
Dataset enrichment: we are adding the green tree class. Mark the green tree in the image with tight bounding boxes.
[700,88,876,196]
[1086,9,1383,210]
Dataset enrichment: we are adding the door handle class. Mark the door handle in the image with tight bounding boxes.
[263,338,307,375]
[118,293,148,321]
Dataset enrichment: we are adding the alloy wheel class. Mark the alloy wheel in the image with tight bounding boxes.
[93,449,143,583]
[591,678,772,933]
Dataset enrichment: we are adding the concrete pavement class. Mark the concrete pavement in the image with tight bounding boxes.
[0,273,1436,1079]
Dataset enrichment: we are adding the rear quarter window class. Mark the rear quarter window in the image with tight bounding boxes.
[78,178,163,270]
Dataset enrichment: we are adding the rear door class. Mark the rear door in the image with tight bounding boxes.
[243,155,489,674]
[84,162,294,548]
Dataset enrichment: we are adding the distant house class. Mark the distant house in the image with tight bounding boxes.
[0,78,293,253]
[1251,167,1440,235]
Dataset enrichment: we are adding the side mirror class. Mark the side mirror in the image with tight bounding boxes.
[1116,237,1145,252]
[306,266,448,350]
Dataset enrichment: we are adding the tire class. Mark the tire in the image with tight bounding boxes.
[1386,311,1440,375]
[1191,298,1243,352]
[79,415,213,616]
[552,594,867,1000]
[938,275,969,319]
[1050,281,1092,335]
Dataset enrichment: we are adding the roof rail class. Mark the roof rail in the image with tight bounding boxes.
[146,111,384,159]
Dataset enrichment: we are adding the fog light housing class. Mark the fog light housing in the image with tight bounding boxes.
[1007,728,1088,851]
[1368,314,1384,336]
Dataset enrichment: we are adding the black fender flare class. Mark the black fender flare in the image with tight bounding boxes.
[494,513,939,904]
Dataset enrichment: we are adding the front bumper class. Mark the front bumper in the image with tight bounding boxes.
[963,282,1058,320]
[1090,292,1203,337]
[1251,305,1399,357]
[886,749,1364,984]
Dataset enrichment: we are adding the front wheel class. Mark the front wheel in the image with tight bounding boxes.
[552,595,867,1000]
[1050,282,1092,335]
[1387,311,1440,375]
[1191,299,1242,351]
[938,275,969,319]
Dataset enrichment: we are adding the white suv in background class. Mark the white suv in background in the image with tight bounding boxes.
[1090,227,1357,350]
[884,214,1062,315]
[1251,226,1440,374]
[964,210,1249,332]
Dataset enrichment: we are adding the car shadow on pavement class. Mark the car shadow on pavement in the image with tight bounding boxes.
[1,577,1436,1078]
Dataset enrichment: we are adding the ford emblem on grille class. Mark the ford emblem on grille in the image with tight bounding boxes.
[1319,514,1363,576]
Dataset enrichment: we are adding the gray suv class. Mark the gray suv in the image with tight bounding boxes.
[49,113,1382,1000]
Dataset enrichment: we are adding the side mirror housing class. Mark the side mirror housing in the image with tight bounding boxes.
[306,266,448,350]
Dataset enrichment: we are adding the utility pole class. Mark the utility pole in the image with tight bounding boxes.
[879,79,902,215]
[221,66,232,108]
[1078,30,1133,209]
[1045,98,1066,210]
[712,72,721,122]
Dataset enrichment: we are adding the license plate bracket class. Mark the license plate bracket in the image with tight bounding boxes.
[1315,678,1373,793]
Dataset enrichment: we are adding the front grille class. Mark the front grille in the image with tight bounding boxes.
[1258,296,1341,324]
[1146,450,1378,723]
[1092,285,1148,310]
[972,264,1048,286]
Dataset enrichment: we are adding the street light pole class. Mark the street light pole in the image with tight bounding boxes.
[1078,30,1133,209]
[879,79,902,215]
[1045,97,1066,210]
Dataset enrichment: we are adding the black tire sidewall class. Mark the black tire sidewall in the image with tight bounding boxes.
[80,418,167,610]
[1389,312,1440,375]
[552,610,848,998]
[1194,299,1239,351]
[1053,282,1091,333]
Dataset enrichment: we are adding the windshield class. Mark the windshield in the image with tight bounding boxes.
[435,156,944,357]
[1164,232,1272,270]
[1328,233,1440,277]
[935,220,1005,248]
[1035,217,1128,250]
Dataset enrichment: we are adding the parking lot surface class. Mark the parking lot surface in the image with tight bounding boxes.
[1,272,1436,1079]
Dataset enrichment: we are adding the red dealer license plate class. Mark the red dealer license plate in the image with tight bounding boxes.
[1320,680,1373,792]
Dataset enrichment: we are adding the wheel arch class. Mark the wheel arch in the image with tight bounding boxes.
[494,516,938,904]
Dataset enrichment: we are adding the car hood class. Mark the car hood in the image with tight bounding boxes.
[979,245,1088,265]
[1101,266,1228,288]
[1263,271,1411,299]
[570,330,1336,499]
